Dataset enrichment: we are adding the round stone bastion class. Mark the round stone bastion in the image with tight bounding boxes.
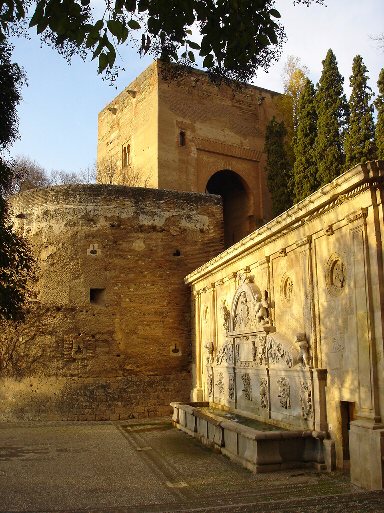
[1,184,223,421]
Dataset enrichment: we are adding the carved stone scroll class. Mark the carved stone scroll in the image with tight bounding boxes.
[241,373,252,401]
[277,377,291,409]
[206,367,213,398]
[228,374,235,401]
[300,381,313,420]
[216,372,225,395]
[260,378,268,409]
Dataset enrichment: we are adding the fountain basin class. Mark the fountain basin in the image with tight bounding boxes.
[171,402,327,473]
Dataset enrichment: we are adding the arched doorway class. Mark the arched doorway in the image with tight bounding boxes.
[206,170,252,248]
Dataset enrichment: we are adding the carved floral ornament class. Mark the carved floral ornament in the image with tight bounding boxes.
[215,331,310,369]
[241,373,252,401]
[300,381,313,420]
[277,376,291,409]
[216,372,225,395]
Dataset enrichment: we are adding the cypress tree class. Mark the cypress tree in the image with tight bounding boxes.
[293,78,318,202]
[264,117,293,217]
[344,55,375,167]
[315,49,348,185]
[375,68,384,159]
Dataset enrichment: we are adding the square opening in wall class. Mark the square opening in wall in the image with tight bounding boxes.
[179,130,186,146]
[90,288,106,305]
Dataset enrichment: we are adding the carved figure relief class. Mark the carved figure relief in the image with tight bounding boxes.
[254,291,270,326]
[233,292,250,331]
[294,333,311,368]
[300,381,313,419]
[241,373,252,401]
[277,377,291,409]
[326,254,346,296]
[280,273,293,303]
[204,341,215,365]
[230,281,271,334]
[228,375,235,400]
[260,378,268,409]
[216,372,225,395]
[221,299,231,333]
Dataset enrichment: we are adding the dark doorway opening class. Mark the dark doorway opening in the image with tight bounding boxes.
[340,401,354,462]
[206,170,251,248]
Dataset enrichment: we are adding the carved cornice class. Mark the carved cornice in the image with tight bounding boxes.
[303,182,374,224]
[295,235,312,248]
[185,161,384,285]
[347,207,368,224]
[195,137,262,162]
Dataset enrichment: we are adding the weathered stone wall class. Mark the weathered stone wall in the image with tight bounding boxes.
[1,185,224,421]
[186,162,384,489]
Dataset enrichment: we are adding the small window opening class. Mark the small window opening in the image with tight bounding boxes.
[173,249,181,256]
[90,288,106,305]
[179,131,186,146]
[122,144,130,167]
[172,344,180,354]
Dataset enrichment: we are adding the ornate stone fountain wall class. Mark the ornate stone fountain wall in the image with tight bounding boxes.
[185,161,384,490]
[204,276,325,432]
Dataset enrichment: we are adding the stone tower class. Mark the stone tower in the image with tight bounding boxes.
[97,61,281,247]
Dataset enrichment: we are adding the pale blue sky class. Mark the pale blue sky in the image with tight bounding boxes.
[8,0,384,175]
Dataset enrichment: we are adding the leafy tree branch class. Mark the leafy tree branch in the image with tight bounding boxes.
[1,0,324,81]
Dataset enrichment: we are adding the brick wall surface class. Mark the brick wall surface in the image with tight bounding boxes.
[0,185,224,421]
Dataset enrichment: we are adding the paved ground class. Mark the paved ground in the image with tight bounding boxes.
[0,418,383,513]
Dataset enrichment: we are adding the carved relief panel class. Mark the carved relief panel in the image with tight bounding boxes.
[207,274,316,428]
